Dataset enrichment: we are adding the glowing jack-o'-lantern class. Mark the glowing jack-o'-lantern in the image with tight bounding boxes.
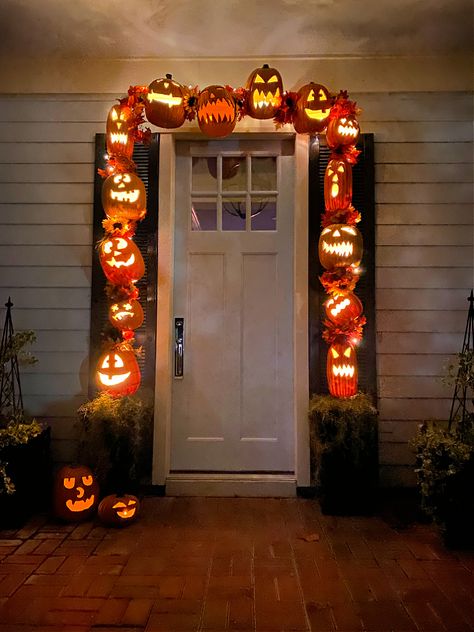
[96,345,141,396]
[293,83,331,134]
[99,237,145,285]
[327,341,358,398]
[246,64,283,119]
[197,85,236,138]
[98,494,140,526]
[53,465,99,522]
[102,172,147,221]
[324,291,363,325]
[326,115,360,149]
[318,224,363,270]
[106,105,134,159]
[146,73,186,129]
[109,298,144,331]
[324,159,353,211]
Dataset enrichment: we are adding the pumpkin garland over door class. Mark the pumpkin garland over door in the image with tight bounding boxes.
[197,85,236,138]
[324,159,353,211]
[102,172,147,221]
[146,73,186,128]
[106,105,134,159]
[246,64,283,119]
[293,82,331,134]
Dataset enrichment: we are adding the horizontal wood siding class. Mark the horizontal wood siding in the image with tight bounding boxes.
[0,91,472,480]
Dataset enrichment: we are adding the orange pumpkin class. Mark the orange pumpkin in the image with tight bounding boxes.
[326,114,360,149]
[246,64,283,119]
[96,346,141,396]
[324,159,352,211]
[197,85,236,138]
[293,82,331,134]
[324,291,363,325]
[106,105,134,159]
[327,341,358,398]
[109,299,144,331]
[99,237,145,285]
[98,494,140,526]
[318,224,363,270]
[53,465,99,522]
[102,172,147,222]
[146,74,186,129]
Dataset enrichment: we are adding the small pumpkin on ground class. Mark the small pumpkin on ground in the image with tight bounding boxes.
[98,494,140,526]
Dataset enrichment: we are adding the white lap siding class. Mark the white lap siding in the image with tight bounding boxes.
[0,91,472,482]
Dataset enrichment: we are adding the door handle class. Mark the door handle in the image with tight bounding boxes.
[174,317,184,378]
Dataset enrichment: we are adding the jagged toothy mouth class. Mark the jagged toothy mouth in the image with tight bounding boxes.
[332,364,355,378]
[106,254,136,268]
[198,99,234,123]
[252,88,281,109]
[322,241,353,257]
[109,132,128,145]
[337,124,358,138]
[329,298,351,318]
[66,496,95,512]
[110,190,140,203]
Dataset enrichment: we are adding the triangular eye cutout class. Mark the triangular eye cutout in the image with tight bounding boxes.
[331,348,340,359]
[268,75,279,83]
[102,356,110,369]
[254,74,264,83]
[341,227,356,235]
[327,168,333,176]
[321,228,331,235]
[318,89,326,99]
[113,354,125,368]
[111,109,118,121]
[103,241,113,254]
[307,90,315,101]
[337,165,345,172]
[344,347,352,358]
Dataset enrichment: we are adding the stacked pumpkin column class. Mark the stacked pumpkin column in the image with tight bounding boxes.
[95,103,147,397]
[319,92,366,398]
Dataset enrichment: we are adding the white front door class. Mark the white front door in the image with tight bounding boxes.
[171,138,295,473]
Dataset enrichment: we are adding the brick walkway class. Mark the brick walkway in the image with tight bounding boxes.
[0,497,473,631]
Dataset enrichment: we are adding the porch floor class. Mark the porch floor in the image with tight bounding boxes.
[0,497,473,632]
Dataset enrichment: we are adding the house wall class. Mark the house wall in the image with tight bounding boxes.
[0,56,472,485]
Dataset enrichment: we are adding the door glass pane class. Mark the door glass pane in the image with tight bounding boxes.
[222,196,246,231]
[191,198,217,231]
[222,156,247,192]
[252,157,277,191]
[251,197,277,231]
[192,157,217,192]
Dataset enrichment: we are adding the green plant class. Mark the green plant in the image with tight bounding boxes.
[76,392,153,493]
[308,393,378,514]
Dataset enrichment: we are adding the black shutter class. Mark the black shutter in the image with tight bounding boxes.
[308,134,376,398]
[89,133,160,397]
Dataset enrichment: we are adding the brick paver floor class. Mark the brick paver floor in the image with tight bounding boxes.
[0,497,473,631]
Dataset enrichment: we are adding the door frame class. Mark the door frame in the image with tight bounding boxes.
[152,130,310,492]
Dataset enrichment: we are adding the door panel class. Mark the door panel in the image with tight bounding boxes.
[171,139,294,472]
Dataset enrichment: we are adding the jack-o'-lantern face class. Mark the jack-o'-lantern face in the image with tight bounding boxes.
[318,224,363,270]
[99,237,145,285]
[96,346,141,396]
[197,85,236,138]
[293,83,331,133]
[327,115,360,149]
[106,105,134,159]
[53,465,99,522]
[98,494,140,526]
[109,299,144,331]
[324,291,363,325]
[327,342,358,398]
[146,74,186,129]
[102,172,147,221]
[324,159,353,211]
[246,64,283,119]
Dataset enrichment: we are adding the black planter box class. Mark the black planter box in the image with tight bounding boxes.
[0,426,52,529]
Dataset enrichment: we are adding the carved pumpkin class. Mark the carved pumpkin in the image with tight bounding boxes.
[98,494,140,526]
[324,159,352,211]
[197,85,236,138]
[246,64,283,119]
[293,83,331,134]
[327,341,358,398]
[102,172,147,221]
[109,299,144,331]
[99,237,145,285]
[146,74,186,129]
[53,465,99,522]
[326,115,360,149]
[96,345,141,396]
[324,291,363,325]
[318,224,363,270]
[106,105,134,159]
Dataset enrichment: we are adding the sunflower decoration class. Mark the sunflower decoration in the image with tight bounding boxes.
[225,85,249,121]
[322,315,366,345]
[183,86,199,121]
[102,218,137,238]
[273,91,298,128]
[321,207,361,228]
[105,282,140,303]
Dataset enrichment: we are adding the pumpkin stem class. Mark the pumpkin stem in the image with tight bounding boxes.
[166,73,172,80]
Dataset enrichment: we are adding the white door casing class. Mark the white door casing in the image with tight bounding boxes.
[171,139,295,473]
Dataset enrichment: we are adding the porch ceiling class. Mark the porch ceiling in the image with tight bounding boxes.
[0,0,471,59]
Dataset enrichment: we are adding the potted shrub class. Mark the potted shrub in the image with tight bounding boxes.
[76,392,153,495]
[309,393,378,514]
[412,349,474,547]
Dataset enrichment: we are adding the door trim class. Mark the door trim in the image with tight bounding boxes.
[153,131,310,492]
[166,473,296,497]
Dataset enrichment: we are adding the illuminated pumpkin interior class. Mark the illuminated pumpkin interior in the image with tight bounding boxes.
[147,81,183,107]
[330,345,355,378]
[103,238,135,269]
[198,90,235,124]
[108,173,140,204]
[112,498,137,519]
[108,106,130,147]
[321,226,358,258]
[63,475,95,513]
[304,87,330,120]
[336,117,359,140]
[97,353,131,387]
[251,73,281,110]
[327,163,346,198]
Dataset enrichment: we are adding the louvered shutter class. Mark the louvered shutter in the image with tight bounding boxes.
[308,134,376,398]
[89,133,160,396]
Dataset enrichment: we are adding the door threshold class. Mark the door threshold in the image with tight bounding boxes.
[166,473,297,497]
